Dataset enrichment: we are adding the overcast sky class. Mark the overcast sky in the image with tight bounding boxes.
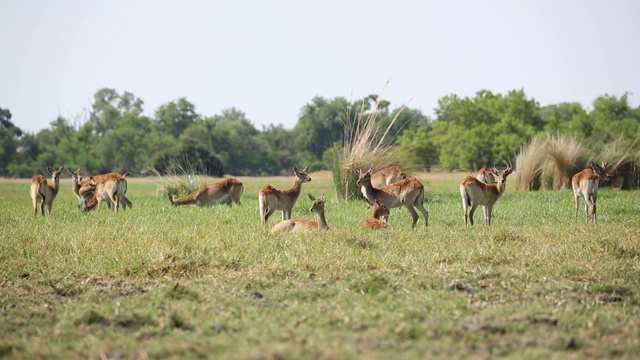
[1,0,639,134]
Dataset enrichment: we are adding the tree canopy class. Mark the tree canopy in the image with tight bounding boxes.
[1,88,638,178]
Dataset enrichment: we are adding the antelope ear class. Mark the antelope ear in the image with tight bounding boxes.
[308,193,316,201]
[59,166,64,173]
[367,169,373,175]
[321,194,326,202]
[355,169,361,176]
[293,165,299,172]
[302,166,309,172]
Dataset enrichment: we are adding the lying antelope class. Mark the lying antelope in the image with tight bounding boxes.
[169,178,244,207]
[30,166,64,216]
[460,165,514,225]
[270,194,328,233]
[360,165,407,205]
[572,161,611,224]
[476,167,496,184]
[359,199,390,230]
[356,169,428,228]
[69,169,133,209]
[82,173,128,213]
[259,165,311,224]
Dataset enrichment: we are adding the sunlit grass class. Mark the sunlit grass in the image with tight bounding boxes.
[1,173,639,358]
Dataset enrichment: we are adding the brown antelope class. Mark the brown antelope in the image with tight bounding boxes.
[69,169,133,209]
[30,166,64,216]
[572,161,611,224]
[82,173,128,213]
[259,165,311,224]
[360,165,407,205]
[270,194,328,233]
[169,178,244,207]
[460,165,514,225]
[356,169,428,228]
[476,167,496,184]
[359,199,390,230]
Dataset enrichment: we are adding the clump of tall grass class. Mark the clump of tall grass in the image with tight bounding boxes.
[148,156,207,197]
[328,84,405,200]
[515,134,587,191]
[540,134,586,190]
[516,134,640,190]
[599,137,640,189]
[515,137,545,191]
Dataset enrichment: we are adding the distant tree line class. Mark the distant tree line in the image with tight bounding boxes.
[1,88,638,178]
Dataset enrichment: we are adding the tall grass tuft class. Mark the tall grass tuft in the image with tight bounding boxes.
[599,137,640,189]
[540,134,586,190]
[328,83,405,200]
[515,134,640,190]
[148,156,207,197]
[515,137,546,191]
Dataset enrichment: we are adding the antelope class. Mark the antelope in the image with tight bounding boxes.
[359,199,390,230]
[69,169,133,209]
[360,165,407,205]
[29,166,64,216]
[169,178,244,207]
[356,169,428,228]
[270,194,328,233]
[460,165,514,225]
[572,161,611,224]
[82,173,128,213]
[476,167,496,184]
[259,165,311,224]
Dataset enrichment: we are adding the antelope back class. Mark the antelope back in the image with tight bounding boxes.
[476,167,496,184]
[371,166,406,188]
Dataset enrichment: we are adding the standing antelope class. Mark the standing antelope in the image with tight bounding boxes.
[30,166,64,216]
[69,169,133,209]
[356,169,428,228]
[169,178,244,207]
[270,194,329,233]
[360,165,407,205]
[460,165,514,225]
[572,161,611,224]
[82,173,128,213]
[476,167,496,184]
[259,166,311,224]
[359,199,390,230]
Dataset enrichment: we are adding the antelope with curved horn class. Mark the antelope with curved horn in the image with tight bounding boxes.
[169,178,244,207]
[259,165,311,224]
[572,161,611,224]
[30,166,64,216]
[271,193,329,233]
[356,169,428,228]
[460,165,514,225]
[359,198,390,230]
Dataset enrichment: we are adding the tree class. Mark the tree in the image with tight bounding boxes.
[153,98,199,139]
[89,88,143,137]
[0,108,23,176]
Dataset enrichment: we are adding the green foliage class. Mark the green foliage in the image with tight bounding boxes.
[1,87,639,179]
[150,138,223,177]
[430,90,543,170]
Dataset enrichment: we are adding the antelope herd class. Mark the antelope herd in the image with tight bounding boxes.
[28,162,615,228]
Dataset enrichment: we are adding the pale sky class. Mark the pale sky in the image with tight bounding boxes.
[1,0,639,134]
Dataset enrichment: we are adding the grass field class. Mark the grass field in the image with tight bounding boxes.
[1,171,639,359]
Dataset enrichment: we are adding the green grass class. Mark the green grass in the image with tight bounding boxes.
[1,172,639,359]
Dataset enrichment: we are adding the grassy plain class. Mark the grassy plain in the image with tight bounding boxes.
[1,171,639,359]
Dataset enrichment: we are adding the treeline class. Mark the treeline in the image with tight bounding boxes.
[1,88,639,178]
